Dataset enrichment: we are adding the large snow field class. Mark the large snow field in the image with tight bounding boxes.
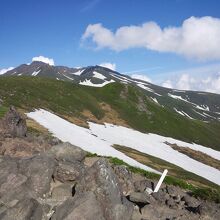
[27,109,220,185]
[27,109,159,174]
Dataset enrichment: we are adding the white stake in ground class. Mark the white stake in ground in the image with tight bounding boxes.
[154,169,168,193]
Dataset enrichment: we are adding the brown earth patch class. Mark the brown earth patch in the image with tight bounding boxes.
[166,142,220,170]
[27,118,50,134]
[66,102,129,128]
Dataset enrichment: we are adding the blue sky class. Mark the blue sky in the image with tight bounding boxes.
[1,0,220,93]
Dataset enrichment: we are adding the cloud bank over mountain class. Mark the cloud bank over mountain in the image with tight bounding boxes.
[82,16,220,61]
[99,62,116,71]
[32,56,55,66]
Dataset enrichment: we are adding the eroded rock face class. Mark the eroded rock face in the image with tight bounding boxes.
[76,158,134,220]
[0,106,27,138]
[113,165,134,195]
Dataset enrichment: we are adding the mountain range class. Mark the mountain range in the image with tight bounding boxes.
[1,60,220,192]
[2,61,220,123]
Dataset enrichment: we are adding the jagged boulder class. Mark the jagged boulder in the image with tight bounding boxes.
[113,165,134,195]
[74,158,134,220]
[18,154,56,198]
[51,192,105,220]
[129,192,151,205]
[134,179,155,192]
[0,106,27,138]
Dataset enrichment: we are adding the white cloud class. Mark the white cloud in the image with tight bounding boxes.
[160,72,220,94]
[32,56,55,66]
[162,80,173,89]
[176,74,193,90]
[99,62,116,71]
[0,67,14,75]
[131,74,152,83]
[82,16,220,61]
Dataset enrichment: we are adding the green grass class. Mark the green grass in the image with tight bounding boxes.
[108,157,220,203]
[0,106,8,118]
[0,76,220,150]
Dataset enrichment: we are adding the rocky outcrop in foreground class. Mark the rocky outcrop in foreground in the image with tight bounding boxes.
[0,108,219,219]
[0,142,219,220]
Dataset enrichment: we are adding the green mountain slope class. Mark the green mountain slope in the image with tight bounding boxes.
[0,76,220,150]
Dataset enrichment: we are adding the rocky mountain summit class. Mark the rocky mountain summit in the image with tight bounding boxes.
[0,108,219,220]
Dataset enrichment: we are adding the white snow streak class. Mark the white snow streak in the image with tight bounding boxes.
[71,69,84,76]
[62,74,74,81]
[137,84,161,96]
[32,69,41,76]
[93,71,106,80]
[79,79,115,87]
[151,97,159,104]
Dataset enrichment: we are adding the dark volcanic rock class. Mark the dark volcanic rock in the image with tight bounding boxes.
[18,154,56,198]
[0,198,43,220]
[76,158,133,220]
[0,106,27,138]
[53,160,85,182]
[48,142,86,162]
[51,192,105,220]
[113,165,134,195]
[51,183,73,202]
[152,190,169,204]
[134,179,155,192]
[129,192,151,205]
[196,201,220,219]
[182,194,200,208]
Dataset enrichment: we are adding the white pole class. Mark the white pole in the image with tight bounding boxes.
[153,169,168,193]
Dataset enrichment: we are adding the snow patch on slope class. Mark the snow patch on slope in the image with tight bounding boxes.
[137,84,161,96]
[151,97,159,104]
[79,79,115,87]
[32,69,41,76]
[27,109,220,185]
[71,69,84,76]
[93,71,106,80]
[27,109,158,174]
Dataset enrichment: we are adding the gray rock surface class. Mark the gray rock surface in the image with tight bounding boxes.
[48,142,86,162]
[51,192,105,220]
[19,154,56,198]
[51,183,73,202]
[129,192,151,205]
[0,198,43,220]
[76,158,133,220]
[53,160,85,182]
[0,106,27,138]
[113,165,134,195]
